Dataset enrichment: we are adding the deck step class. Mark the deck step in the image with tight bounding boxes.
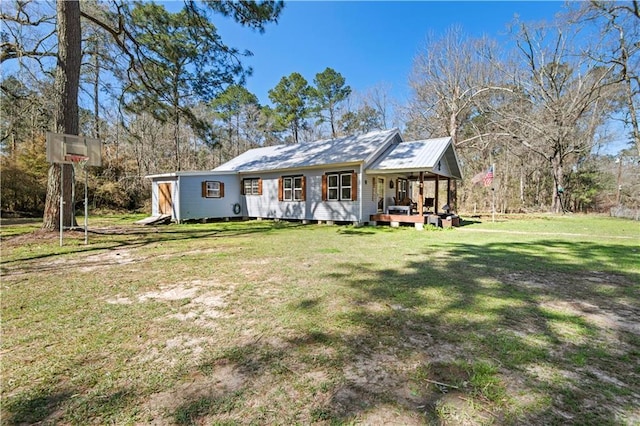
[135,214,171,225]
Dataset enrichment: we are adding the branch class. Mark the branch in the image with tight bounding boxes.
[79,7,162,102]
[0,12,55,27]
[458,132,513,146]
[0,43,56,63]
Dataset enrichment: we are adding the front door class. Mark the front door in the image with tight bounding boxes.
[158,183,172,215]
[376,178,385,213]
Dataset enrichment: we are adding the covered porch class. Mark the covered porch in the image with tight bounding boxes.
[369,173,461,228]
[365,136,463,229]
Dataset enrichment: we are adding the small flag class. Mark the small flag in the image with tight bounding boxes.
[483,165,494,187]
[471,170,485,185]
[472,165,494,186]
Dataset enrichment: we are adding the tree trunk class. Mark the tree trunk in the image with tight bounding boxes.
[329,103,336,139]
[174,80,181,170]
[520,162,525,206]
[42,0,81,230]
[93,48,100,139]
[623,62,640,154]
[174,113,181,171]
[293,121,299,144]
[551,154,564,213]
[235,115,240,156]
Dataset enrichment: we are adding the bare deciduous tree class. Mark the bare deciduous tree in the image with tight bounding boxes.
[499,22,615,213]
[407,26,503,147]
[570,0,640,154]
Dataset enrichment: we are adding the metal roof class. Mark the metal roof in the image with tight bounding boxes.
[146,130,463,181]
[213,128,399,173]
[367,136,462,179]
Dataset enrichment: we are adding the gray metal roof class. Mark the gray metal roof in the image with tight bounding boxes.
[213,128,399,173]
[208,129,462,180]
[367,136,462,179]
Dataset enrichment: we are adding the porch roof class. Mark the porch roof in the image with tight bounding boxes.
[366,136,462,179]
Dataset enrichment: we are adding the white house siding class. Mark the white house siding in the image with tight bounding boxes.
[178,174,243,221]
[242,168,362,222]
[361,174,377,219]
[437,156,452,177]
[363,173,418,214]
[363,174,406,215]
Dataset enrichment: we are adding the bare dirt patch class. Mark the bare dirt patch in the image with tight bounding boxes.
[138,286,200,302]
[503,270,639,332]
[356,403,426,425]
[542,300,640,335]
[143,364,247,418]
[164,336,208,358]
[1,229,60,246]
[110,280,234,367]
[106,280,232,325]
[81,249,136,271]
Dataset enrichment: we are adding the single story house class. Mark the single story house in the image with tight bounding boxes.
[146,128,463,228]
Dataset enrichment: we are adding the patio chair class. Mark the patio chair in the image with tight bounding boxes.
[424,197,434,209]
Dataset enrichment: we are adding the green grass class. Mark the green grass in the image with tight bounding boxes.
[1,214,639,424]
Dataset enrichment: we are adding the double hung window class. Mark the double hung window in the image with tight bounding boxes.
[243,178,262,195]
[323,172,357,201]
[202,181,224,198]
[280,176,305,201]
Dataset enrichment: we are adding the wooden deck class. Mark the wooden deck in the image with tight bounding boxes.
[370,213,460,228]
[370,213,426,224]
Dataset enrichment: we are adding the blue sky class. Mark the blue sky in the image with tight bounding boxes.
[210,1,567,105]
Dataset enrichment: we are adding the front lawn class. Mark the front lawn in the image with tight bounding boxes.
[1,215,638,424]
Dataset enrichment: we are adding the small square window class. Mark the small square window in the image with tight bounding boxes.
[203,181,223,198]
[243,178,261,195]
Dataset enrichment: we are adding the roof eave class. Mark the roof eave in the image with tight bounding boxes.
[366,167,462,179]
[366,167,433,175]
[145,170,238,179]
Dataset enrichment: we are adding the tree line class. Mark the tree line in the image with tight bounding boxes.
[1,0,638,224]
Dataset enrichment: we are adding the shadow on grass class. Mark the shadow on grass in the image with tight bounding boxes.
[316,240,638,423]
[458,217,482,226]
[2,388,75,425]
[0,221,296,274]
[180,239,638,424]
[3,385,136,425]
[4,231,638,424]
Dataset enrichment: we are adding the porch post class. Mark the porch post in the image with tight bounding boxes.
[434,174,439,214]
[418,171,424,215]
[447,178,451,207]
